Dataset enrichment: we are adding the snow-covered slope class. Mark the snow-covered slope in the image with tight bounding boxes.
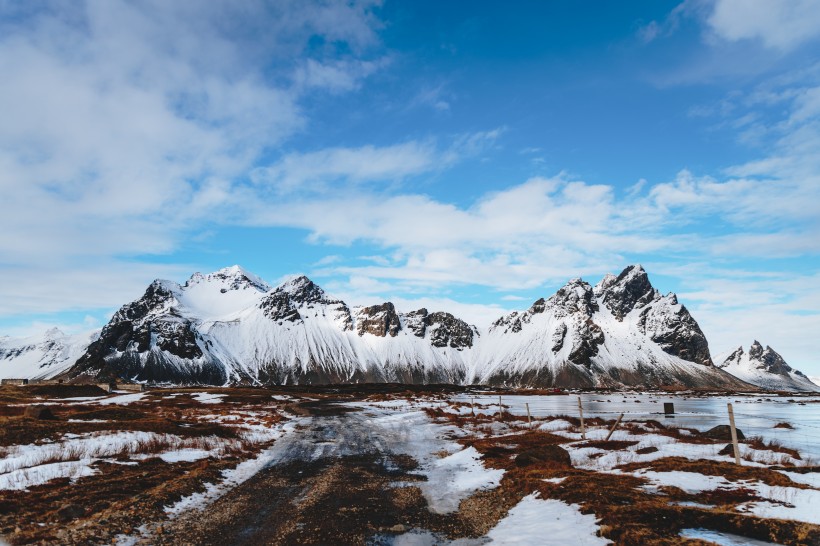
[717,341,820,392]
[0,328,98,380]
[67,268,473,385]
[469,265,749,389]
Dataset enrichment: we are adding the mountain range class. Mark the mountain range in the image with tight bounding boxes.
[2,264,817,391]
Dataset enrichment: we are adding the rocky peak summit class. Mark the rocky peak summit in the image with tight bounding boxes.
[731,341,800,377]
[599,264,660,321]
[278,275,330,304]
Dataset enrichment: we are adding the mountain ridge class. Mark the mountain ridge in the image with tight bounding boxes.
[1,264,813,391]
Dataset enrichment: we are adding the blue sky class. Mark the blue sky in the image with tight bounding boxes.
[1,1,819,372]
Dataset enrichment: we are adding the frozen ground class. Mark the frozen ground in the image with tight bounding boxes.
[2,387,820,545]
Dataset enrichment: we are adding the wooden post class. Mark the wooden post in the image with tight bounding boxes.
[526,402,532,428]
[578,397,586,440]
[728,403,741,465]
[605,413,624,441]
[498,395,503,421]
[471,396,475,416]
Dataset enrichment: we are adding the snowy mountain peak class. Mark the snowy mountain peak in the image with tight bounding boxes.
[44,327,65,339]
[593,273,618,296]
[186,265,270,293]
[277,275,327,302]
[749,340,765,359]
[547,278,598,316]
[718,342,819,392]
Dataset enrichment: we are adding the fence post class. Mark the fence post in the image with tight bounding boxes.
[498,395,503,421]
[578,396,586,440]
[728,403,741,465]
[526,402,532,428]
[471,396,475,417]
[605,413,624,441]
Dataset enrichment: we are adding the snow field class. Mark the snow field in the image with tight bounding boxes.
[485,494,611,545]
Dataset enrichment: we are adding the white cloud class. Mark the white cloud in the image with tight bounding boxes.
[250,129,502,194]
[0,0,384,314]
[251,141,439,193]
[674,270,820,372]
[707,0,820,51]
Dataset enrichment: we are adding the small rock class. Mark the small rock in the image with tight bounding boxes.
[389,524,407,533]
[24,405,57,420]
[515,445,572,467]
[718,444,737,456]
[56,504,84,522]
[703,425,745,441]
[636,446,659,455]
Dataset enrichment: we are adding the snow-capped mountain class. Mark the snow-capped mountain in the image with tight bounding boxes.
[3,264,761,389]
[67,267,473,385]
[469,265,748,389]
[717,341,820,392]
[0,328,98,380]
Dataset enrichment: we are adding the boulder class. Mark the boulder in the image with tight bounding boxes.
[703,424,745,441]
[515,445,572,468]
[56,504,84,522]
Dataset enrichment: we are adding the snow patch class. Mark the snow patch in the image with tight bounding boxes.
[486,494,610,545]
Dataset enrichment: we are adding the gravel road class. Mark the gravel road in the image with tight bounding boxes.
[149,400,476,545]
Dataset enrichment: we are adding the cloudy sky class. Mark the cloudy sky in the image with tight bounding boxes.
[1,0,819,373]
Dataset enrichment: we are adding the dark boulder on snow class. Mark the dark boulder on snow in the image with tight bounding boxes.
[703,424,745,441]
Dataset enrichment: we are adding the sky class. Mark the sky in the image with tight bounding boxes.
[1,0,819,373]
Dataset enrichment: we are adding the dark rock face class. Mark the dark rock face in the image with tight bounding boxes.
[68,281,210,383]
[403,309,429,338]
[567,316,604,364]
[600,265,658,321]
[637,297,713,366]
[282,276,329,305]
[551,323,568,352]
[259,292,301,323]
[403,309,475,349]
[114,280,175,324]
[749,341,797,376]
[427,312,475,350]
[260,276,353,329]
[357,303,401,337]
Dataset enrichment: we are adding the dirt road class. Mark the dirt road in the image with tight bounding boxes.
[151,400,477,545]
